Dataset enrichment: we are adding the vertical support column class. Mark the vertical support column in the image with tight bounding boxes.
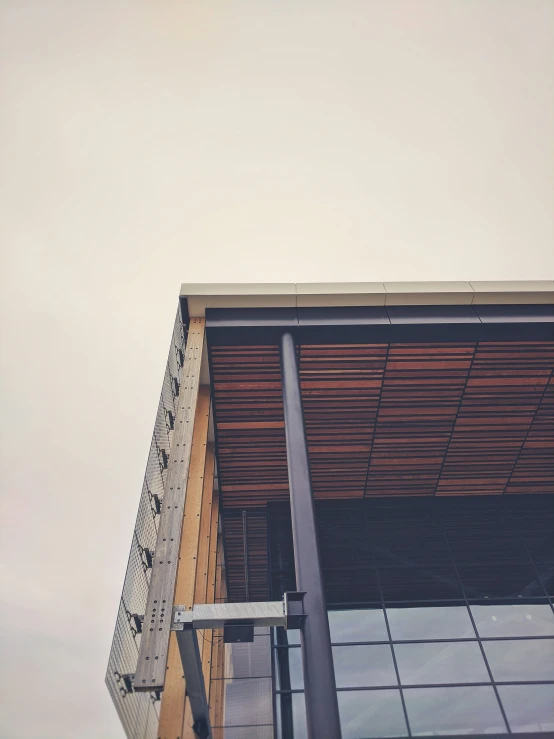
[279,332,342,739]
[135,318,205,692]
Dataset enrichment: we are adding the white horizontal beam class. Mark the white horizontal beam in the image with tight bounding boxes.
[173,601,285,630]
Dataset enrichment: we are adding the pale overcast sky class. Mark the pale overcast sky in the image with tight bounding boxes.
[0,1,553,737]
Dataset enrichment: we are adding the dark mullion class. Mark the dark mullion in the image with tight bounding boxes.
[273,634,554,648]
[438,518,512,734]
[211,675,273,681]
[324,596,551,607]
[274,678,554,694]
[365,506,413,737]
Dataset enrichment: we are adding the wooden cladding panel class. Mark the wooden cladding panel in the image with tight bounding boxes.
[437,344,553,496]
[211,346,289,508]
[300,344,386,498]
[221,510,268,603]
[506,373,554,495]
[211,341,554,508]
[365,343,474,497]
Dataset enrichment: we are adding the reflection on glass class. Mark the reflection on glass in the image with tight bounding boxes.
[225,634,272,679]
[333,645,397,688]
[404,685,507,735]
[275,693,307,739]
[274,647,303,690]
[222,677,273,727]
[380,566,463,601]
[387,606,475,641]
[471,603,554,638]
[457,563,542,598]
[395,641,489,685]
[275,626,300,645]
[499,685,554,733]
[338,689,408,738]
[329,608,388,643]
[484,639,554,681]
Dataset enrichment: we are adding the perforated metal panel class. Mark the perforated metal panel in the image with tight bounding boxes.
[106,309,186,739]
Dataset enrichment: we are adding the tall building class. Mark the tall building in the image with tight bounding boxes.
[107,282,554,739]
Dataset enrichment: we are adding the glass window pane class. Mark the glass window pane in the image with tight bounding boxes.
[484,639,554,681]
[538,561,554,596]
[471,603,554,638]
[387,606,475,641]
[333,645,398,688]
[380,566,463,601]
[338,689,408,738]
[274,625,300,646]
[395,642,489,686]
[274,646,303,690]
[329,608,388,643]
[275,693,307,739]
[222,677,272,727]
[499,684,554,733]
[404,686,507,735]
[457,563,544,598]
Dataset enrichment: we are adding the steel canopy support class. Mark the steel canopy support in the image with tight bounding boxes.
[279,332,342,739]
[174,626,211,739]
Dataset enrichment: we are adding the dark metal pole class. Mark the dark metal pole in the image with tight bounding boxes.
[279,332,342,739]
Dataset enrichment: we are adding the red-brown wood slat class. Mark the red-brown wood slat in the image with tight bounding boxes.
[505,372,554,495]
[211,342,554,507]
[436,343,553,496]
[300,344,387,498]
[212,340,554,605]
[365,343,475,497]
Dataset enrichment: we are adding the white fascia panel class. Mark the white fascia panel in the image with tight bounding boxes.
[470,281,554,304]
[384,281,474,305]
[297,282,386,307]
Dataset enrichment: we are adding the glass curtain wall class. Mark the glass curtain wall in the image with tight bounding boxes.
[269,495,554,738]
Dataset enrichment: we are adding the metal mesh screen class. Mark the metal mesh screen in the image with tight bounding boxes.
[106,308,187,739]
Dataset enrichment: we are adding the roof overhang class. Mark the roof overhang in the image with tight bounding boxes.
[181,280,554,318]
[183,282,554,603]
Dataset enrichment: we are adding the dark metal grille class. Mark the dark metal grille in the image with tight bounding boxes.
[105,309,187,739]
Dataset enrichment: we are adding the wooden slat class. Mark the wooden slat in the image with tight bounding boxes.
[437,343,553,495]
[301,344,387,498]
[211,346,288,508]
[367,343,475,497]
[202,486,220,700]
[157,386,210,738]
[210,340,554,604]
[210,538,227,736]
[135,318,205,691]
[506,372,554,494]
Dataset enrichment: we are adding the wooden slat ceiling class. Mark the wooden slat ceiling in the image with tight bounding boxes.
[211,342,554,508]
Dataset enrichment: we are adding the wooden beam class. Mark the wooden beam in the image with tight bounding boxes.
[135,318,205,691]
[181,446,216,739]
[210,539,227,736]
[157,385,210,739]
[202,485,220,698]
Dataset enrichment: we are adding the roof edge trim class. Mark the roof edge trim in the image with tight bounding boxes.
[181,281,554,317]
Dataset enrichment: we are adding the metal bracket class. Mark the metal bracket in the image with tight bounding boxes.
[284,591,306,630]
[170,597,303,738]
[115,672,135,697]
[172,601,286,631]
[174,624,211,739]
